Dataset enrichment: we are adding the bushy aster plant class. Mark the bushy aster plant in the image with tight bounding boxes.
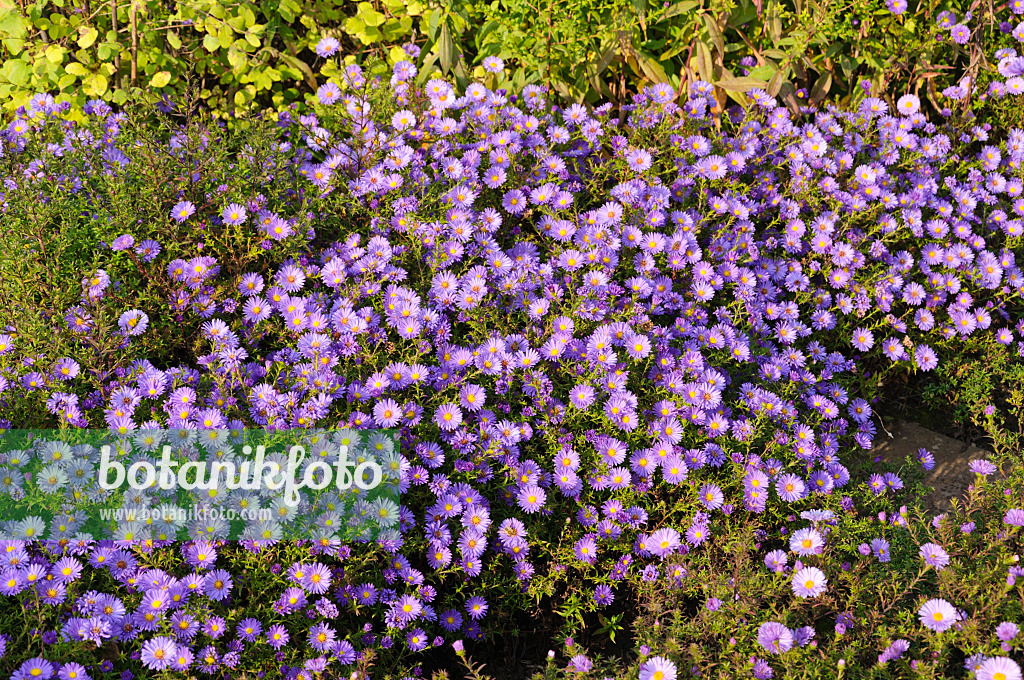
[0,17,1023,680]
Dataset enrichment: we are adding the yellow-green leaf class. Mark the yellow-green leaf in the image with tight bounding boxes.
[45,44,65,64]
[715,76,767,92]
[78,26,98,48]
[64,61,90,77]
[389,45,408,64]
[149,70,171,87]
[89,73,108,95]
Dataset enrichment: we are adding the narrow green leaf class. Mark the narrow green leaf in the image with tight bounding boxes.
[662,0,698,19]
[714,76,767,92]
[809,70,832,104]
[439,21,455,74]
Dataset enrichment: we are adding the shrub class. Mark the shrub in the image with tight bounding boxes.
[0,11,1024,680]
[2,0,1024,124]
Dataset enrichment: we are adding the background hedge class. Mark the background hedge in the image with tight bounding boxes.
[0,0,1017,124]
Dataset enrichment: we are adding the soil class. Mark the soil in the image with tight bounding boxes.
[871,420,1000,514]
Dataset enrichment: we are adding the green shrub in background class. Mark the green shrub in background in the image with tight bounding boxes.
[0,0,1016,122]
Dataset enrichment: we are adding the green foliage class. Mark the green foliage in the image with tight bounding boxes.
[0,0,1015,123]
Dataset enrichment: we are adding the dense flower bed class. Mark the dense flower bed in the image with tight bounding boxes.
[1,7,1024,678]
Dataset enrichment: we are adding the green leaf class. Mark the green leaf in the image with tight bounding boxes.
[64,61,89,77]
[475,19,499,49]
[357,2,385,27]
[88,72,108,95]
[767,67,789,95]
[439,21,456,74]
[388,45,408,63]
[702,13,724,56]
[77,26,98,48]
[662,0,698,18]
[746,64,776,80]
[637,51,669,83]
[715,76,767,92]
[45,44,65,64]
[695,40,713,83]
[218,26,233,49]
[203,33,219,52]
[381,17,410,40]
[426,7,441,41]
[149,70,171,87]
[4,59,29,86]
[809,70,832,104]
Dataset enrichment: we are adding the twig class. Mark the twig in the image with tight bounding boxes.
[130,0,138,86]
[110,0,119,86]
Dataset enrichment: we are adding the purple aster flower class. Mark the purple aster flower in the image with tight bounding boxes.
[465,596,488,620]
[918,598,959,631]
[791,566,827,598]
[140,636,176,671]
[757,622,794,655]
[1004,509,1024,526]
[111,234,135,251]
[434,403,463,431]
[919,543,950,570]
[171,201,195,222]
[221,203,247,226]
[15,659,55,680]
[482,56,504,73]
[204,570,233,601]
[638,656,677,680]
[996,622,1020,642]
[317,83,342,106]
[977,658,1022,680]
[236,618,262,642]
[266,624,289,649]
[315,37,340,57]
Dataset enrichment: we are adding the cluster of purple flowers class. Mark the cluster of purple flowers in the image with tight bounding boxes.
[0,3,1023,673]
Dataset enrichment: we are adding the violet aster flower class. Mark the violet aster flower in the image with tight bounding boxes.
[482,56,504,73]
[977,657,1022,680]
[140,636,176,671]
[791,566,827,598]
[951,23,971,43]
[266,624,289,649]
[111,234,135,251]
[638,656,677,680]
[236,618,262,642]
[315,36,339,57]
[118,310,149,336]
[465,596,488,620]
[790,528,824,556]
[221,203,247,226]
[996,622,1020,642]
[1004,509,1024,526]
[317,82,342,106]
[171,200,195,222]
[919,543,950,570]
[757,622,794,655]
[919,598,959,631]
[204,570,233,601]
[16,659,55,680]
[970,459,998,476]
